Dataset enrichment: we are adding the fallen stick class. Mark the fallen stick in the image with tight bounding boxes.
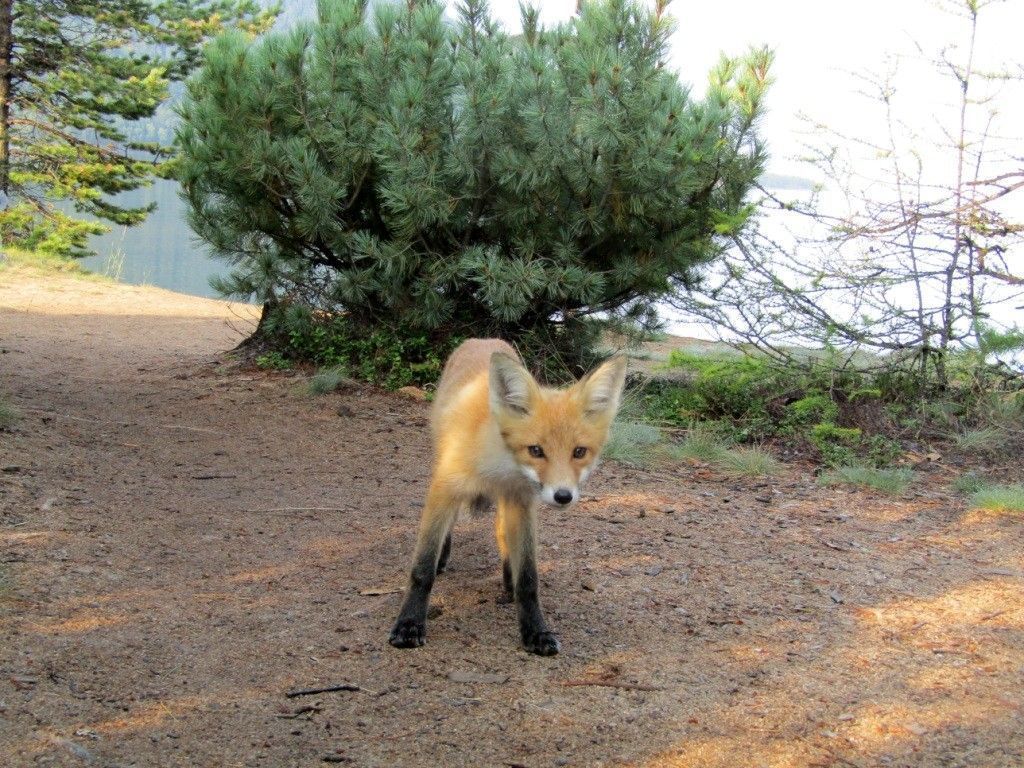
[980,609,1008,622]
[248,506,355,513]
[286,683,363,698]
[560,679,664,692]
[192,474,238,480]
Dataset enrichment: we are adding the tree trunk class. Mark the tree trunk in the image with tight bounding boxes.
[0,0,12,200]
[233,299,278,351]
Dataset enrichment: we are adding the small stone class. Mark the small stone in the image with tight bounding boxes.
[645,565,663,577]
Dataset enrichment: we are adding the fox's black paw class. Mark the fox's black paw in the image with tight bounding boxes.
[522,630,560,656]
[496,589,514,605]
[389,619,426,648]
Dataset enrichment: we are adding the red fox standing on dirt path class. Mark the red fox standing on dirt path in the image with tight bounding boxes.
[389,338,627,656]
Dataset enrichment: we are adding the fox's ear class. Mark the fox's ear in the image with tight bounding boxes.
[579,355,627,417]
[489,353,537,416]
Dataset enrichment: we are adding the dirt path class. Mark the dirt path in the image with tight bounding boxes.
[1,271,1022,768]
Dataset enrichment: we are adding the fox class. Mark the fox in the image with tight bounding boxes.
[389,338,627,656]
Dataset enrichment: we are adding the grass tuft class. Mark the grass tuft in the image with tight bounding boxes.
[954,427,1006,454]
[819,466,914,494]
[308,365,351,395]
[952,471,985,495]
[969,484,1024,513]
[0,247,104,280]
[670,425,730,463]
[717,446,782,477]
[603,419,663,467]
[0,398,20,429]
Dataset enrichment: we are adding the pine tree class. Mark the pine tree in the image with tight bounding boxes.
[178,0,770,362]
[0,0,276,257]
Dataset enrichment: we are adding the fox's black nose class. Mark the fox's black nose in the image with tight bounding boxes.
[553,489,574,505]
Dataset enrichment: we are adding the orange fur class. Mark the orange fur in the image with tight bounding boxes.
[389,338,626,654]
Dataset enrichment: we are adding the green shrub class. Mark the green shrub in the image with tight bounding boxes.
[255,351,292,370]
[662,351,779,435]
[266,306,456,390]
[819,466,914,494]
[810,422,862,467]
[785,393,839,428]
[179,0,769,369]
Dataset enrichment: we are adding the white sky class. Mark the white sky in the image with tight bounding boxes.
[479,0,1024,336]
[485,0,1024,180]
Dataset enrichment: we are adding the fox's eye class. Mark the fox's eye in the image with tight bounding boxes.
[573,446,588,459]
[527,445,545,459]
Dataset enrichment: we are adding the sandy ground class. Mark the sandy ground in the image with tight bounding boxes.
[0,270,1022,768]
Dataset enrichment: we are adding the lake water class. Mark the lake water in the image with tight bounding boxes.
[81,179,229,299]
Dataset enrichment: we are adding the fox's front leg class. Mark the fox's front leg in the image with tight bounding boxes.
[389,481,458,649]
[500,495,559,656]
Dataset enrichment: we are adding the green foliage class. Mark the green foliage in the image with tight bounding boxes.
[819,466,915,494]
[969,484,1024,513]
[809,422,862,467]
[649,343,1019,467]
[179,0,770,365]
[308,364,350,395]
[266,305,455,390]
[255,351,291,370]
[662,350,780,435]
[974,323,1024,358]
[0,1,277,256]
[786,394,839,426]
[0,397,19,429]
